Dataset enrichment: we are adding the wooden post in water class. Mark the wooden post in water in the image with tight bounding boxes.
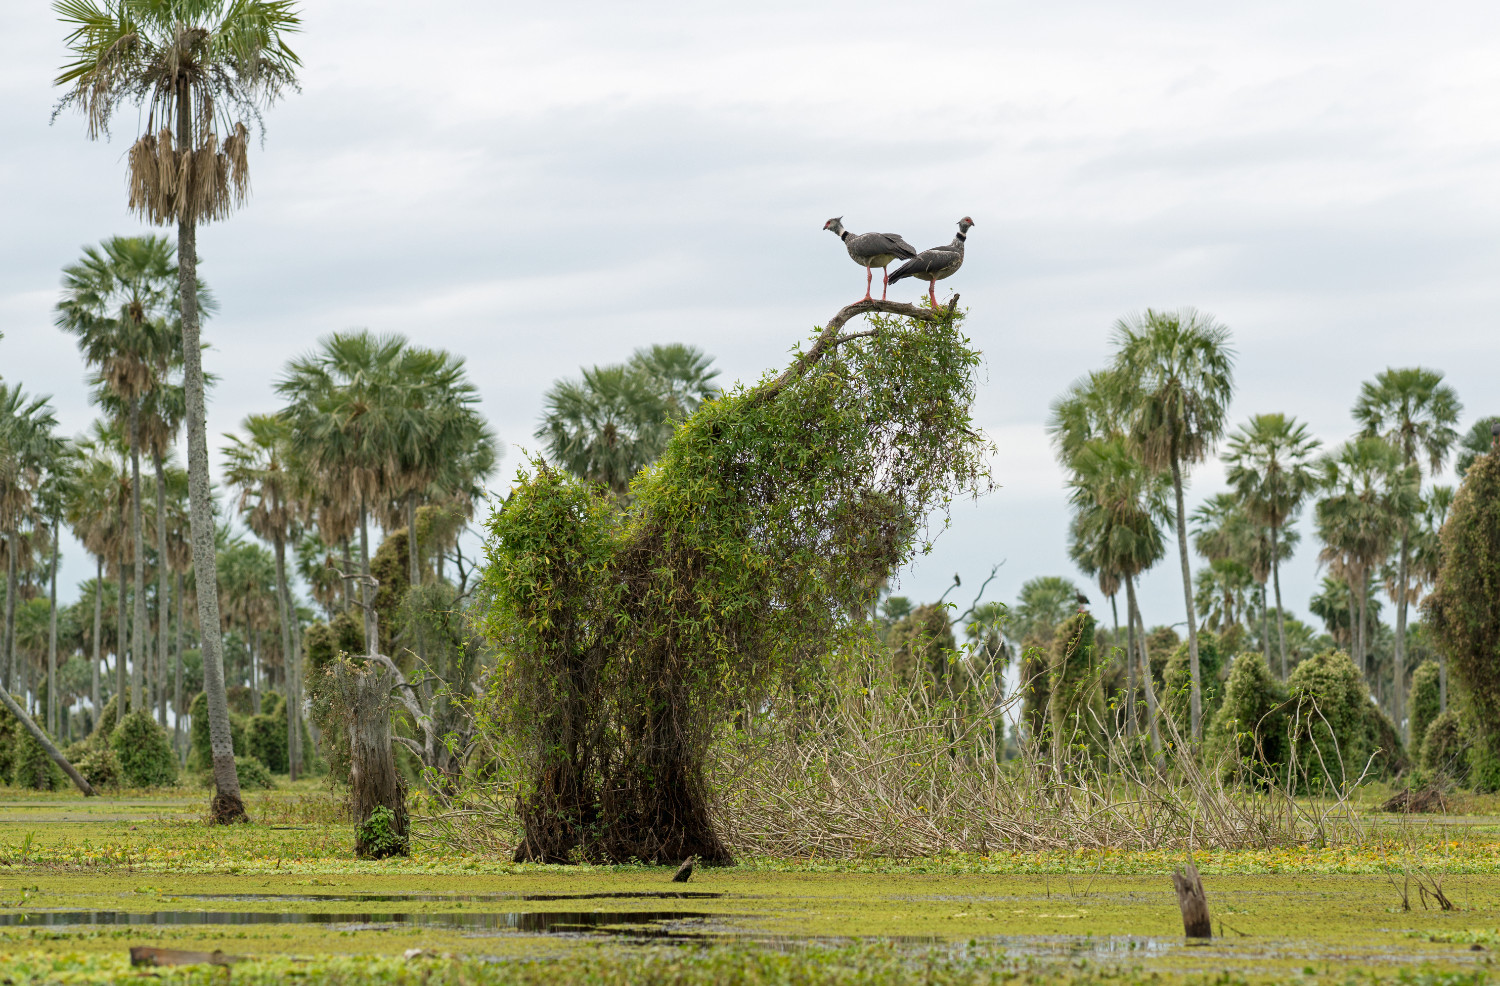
[1172,863,1212,938]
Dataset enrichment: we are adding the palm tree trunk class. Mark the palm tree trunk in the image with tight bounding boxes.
[91,556,102,715]
[47,512,60,734]
[272,528,298,781]
[3,543,15,692]
[0,688,95,797]
[406,492,419,586]
[116,548,127,709]
[177,84,245,822]
[1126,575,1161,755]
[359,497,375,652]
[1393,533,1411,743]
[341,539,354,614]
[174,569,185,757]
[154,452,169,726]
[1357,570,1370,688]
[1271,523,1288,679]
[1260,583,1270,665]
[1117,591,1135,737]
[249,626,260,714]
[128,399,147,713]
[1168,453,1203,743]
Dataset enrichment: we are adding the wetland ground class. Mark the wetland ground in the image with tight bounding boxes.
[1,785,1498,984]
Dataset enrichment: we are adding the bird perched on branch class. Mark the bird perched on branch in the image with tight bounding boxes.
[888,217,974,308]
[823,217,919,301]
[1075,590,1090,612]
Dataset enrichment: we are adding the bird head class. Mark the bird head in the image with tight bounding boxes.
[958,216,976,231]
[823,217,844,235]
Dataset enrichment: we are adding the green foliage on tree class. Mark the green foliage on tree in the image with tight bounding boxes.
[1208,652,1288,785]
[247,693,288,774]
[1425,439,1500,789]
[1162,633,1228,732]
[187,691,247,774]
[1408,660,1441,755]
[888,604,957,685]
[1420,708,1467,782]
[1285,649,1403,789]
[0,702,64,791]
[481,304,988,864]
[1009,577,1080,646]
[1049,611,1105,756]
[111,710,177,788]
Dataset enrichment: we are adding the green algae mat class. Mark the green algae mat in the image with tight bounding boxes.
[2,788,1499,984]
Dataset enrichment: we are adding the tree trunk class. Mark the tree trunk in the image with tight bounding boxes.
[92,556,102,714]
[174,570,185,756]
[1393,533,1411,743]
[249,627,260,714]
[1272,523,1288,679]
[1260,583,1270,666]
[3,544,15,692]
[1169,453,1202,742]
[129,399,147,712]
[116,547,127,708]
[154,452,170,727]
[341,539,354,614]
[1126,575,1161,755]
[177,85,245,822]
[47,512,60,735]
[406,492,419,586]
[1357,570,1370,690]
[0,688,96,797]
[273,528,298,781]
[335,659,408,858]
[1114,592,1133,737]
[358,498,375,651]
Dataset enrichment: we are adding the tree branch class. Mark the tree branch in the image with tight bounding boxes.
[753,295,960,407]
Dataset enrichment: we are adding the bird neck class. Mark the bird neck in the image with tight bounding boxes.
[838,229,852,242]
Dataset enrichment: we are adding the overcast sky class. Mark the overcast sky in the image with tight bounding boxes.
[2,0,1497,632]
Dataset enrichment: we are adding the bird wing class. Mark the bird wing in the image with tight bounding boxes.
[879,234,920,259]
[888,246,959,282]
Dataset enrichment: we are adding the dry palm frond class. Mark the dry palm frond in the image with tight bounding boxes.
[125,123,250,225]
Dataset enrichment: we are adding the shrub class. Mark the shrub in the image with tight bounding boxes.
[1408,661,1441,753]
[1161,632,1228,732]
[1363,702,1409,780]
[1286,649,1384,791]
[89,694,126,748]
[76,746,121,789]
[1421,708,1468,783]
[111,710,178,788]
[1208,652,1288,784]
[187,692,247,773]
[246,697,289,774]
[0,700,63,791]
[888,604,956,684]
[1049,611,1104,756]
[197,755,275,790]
[1425,442,1500,788]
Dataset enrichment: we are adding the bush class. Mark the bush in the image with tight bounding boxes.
[196,755,276,790]
[1421,708,1468,783]
[1161,632,1228,732]
[1286,649,1380,791]
[1208,652,1288,784]
[111,710,178,788]
[1408,661,1441,752]
[1363,702,1409,780]
[888,604,956,684]
[187,692,247,773]
[247,700,289,774]
[75,746,121,789]
[1049,611,1104,755]
[1425,441,1500,789]
[89,694,126,748]
[0,700,63,791]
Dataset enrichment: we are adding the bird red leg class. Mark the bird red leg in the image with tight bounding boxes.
[864,266,873,302]
[928,280,938,308]
[881,268,889,301]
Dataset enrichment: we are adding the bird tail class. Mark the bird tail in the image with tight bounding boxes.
[886,261,914,283]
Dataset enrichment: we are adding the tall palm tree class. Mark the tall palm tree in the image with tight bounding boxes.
[537,344,719,498]
[1456,417,1500,479]
[36,441,78,734]
[56,0,302,824]
[56,236,187,715]
[1066,436,1172,751]
[0,384,61,695]
[1315,437,1419,695]
[67,426,128,714]
[1352,368,1460,741]
[278,332,431,651]
[1112,308,1236,742]
[223,413,301,779]
[1223,413,1320,679]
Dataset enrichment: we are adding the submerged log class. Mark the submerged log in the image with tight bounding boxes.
[129,946,241,967]
[1171,863,1212,939]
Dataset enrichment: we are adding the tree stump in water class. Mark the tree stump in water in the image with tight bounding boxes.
[1171,863,1212,938]
[333,658,409,858]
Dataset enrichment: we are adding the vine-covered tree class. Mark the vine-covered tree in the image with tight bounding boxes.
[482,299,988,864]
[1424,433,1500,789]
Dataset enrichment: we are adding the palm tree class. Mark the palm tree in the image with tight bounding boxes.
[1315,437,1419,695]
[537,344,719,497]
[1112,308,1235,742]
[1223,413,1320,679]
[223,413,302,779]
[0,383,61,695]
[1456,417,1500,479]
[36,441,78,734]
[278,332,433,651]
[1351,368,1461,741]
[66,427,127,714]
[1065,436,1172,751]
[56,0,302,824]
[56,236,188,716]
